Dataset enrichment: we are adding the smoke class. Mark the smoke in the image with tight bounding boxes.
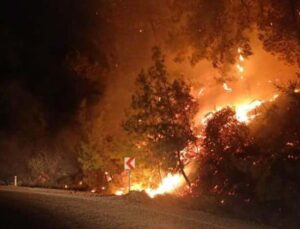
[100,2,299,134]
[0,0,298,180]
[164,33,298,123]
[98,0,172,134]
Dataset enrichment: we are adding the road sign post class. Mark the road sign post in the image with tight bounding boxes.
[14,176,17,186]
[128,170,131,192]
[124,157,135,193]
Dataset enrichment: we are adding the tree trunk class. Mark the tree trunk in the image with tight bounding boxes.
[176,151,191,187]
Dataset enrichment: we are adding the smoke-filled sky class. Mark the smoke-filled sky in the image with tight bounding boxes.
[0,0,298,178]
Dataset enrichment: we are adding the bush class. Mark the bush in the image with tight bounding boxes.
[27,150,75,187]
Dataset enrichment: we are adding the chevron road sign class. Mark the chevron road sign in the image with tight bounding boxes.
[124,157,135,170]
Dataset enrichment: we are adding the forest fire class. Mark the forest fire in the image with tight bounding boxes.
[2,1,300,227]
[112,43,281,198]
[115,98,265,198]
[122,89,280,199]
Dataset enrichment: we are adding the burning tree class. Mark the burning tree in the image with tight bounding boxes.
[171,0,300,72]
[124,47,198,186]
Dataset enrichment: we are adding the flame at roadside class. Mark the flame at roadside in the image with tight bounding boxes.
[115,190,124,196]
[145,173,185,198]
[114,164,195,198]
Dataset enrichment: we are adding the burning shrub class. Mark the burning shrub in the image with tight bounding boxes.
[198,107,256,199]
[196,83,300,226]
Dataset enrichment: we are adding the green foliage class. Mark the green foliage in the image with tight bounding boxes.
[76,104,144,189]
[124,47,198,172]
[77,140,105,172]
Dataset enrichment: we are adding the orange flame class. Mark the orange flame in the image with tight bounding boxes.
[235,100,263,123]
[145,173,185,198]
[115,190,124,196]
[223,83,233,92]
[237,47,245,79]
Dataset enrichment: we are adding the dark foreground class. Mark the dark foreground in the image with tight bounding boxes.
[0,186,269,229]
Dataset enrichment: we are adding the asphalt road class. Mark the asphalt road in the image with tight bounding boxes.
[0,186,270,229]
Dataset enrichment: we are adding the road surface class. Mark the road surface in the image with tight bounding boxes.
[0,186,270,229]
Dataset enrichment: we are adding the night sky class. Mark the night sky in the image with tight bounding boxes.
[0,0,169,178]
[1,1,108,130]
